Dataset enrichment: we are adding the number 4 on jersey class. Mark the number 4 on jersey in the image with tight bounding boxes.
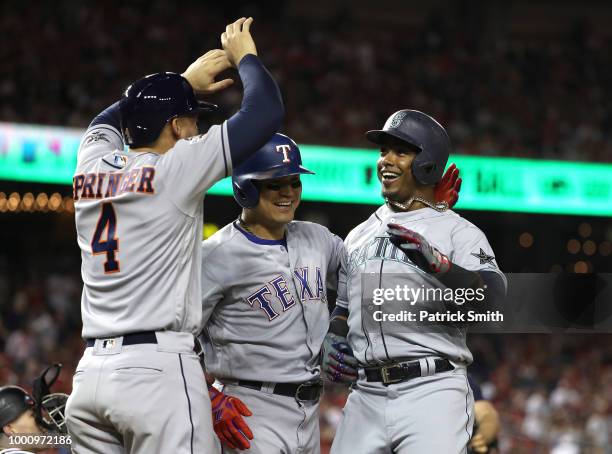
[92,202,120,273]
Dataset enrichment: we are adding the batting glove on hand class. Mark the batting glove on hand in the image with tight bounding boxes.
[209,387,253,450]
[322,333,359,384]
[387,223,451,274]
[434,163,462,209]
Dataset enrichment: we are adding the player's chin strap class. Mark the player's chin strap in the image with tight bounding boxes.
[385,196,448,212]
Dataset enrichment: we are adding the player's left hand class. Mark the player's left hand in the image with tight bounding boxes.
[434,163,462,208]
[321,333,359,384]
[182,49,234,96]
[387,223,450,274]
[209,387,253,450]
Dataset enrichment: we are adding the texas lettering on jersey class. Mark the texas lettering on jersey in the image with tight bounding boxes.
[246,267,326,321]
[72,166,155,201]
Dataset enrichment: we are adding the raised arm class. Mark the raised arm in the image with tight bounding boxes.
[220,17,284,168]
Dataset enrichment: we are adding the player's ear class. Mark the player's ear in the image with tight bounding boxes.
[169,117,182,139]
[3,423,14,435]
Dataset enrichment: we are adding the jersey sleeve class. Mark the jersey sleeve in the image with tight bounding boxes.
[201,241,226,327]
[335,244,349,309]
[156,122,232,215]
[325,231,345,291]
[77,122,125,170]
[451,222,505,278]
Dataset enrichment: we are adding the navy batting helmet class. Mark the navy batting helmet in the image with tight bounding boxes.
[0,386,34,428]
[119,72,218,148]
[232,133,314,208]
[366,110,451,185]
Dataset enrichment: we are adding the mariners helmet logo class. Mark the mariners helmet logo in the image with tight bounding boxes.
[390,111,407,128]
[276,144,291,163]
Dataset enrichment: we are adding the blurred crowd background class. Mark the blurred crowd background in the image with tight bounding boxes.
[1,0,612,452]
[1,0,612,162]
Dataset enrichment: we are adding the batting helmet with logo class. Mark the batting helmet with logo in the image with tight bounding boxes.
[0,386,35,428]
[232,133,314,208]
[366,110,451,185]
[119,72,218,148]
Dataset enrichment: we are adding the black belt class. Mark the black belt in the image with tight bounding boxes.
[364,358,454,386]
[85,331,157,347]
[238,380,322,402]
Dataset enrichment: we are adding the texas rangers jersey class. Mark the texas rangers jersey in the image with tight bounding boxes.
[336,205,505,365]
[201,221,344,383]
[73,121,231,338]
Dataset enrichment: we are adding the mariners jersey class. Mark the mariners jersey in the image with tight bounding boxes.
[201,221,344,383]
[337,205,505,365]
[74,121,231,338]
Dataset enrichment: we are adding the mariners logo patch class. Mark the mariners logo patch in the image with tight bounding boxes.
[390,111,407,128]
[471,248,496,265]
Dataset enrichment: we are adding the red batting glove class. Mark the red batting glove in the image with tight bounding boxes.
[387,223,451,274]
[209,386,253,450]
[434,163,462,208]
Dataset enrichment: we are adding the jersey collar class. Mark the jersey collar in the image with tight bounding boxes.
[233,221,287,246]
[375,204,453,223]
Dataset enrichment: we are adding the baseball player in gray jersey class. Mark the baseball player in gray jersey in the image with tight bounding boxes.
[199,133,463,454]
[324,110,506,454]
[66,18,285,454]
[200,133,344,454]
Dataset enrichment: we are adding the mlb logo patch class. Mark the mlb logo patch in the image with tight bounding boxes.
[101,339,116,349]
[113,154,128,168]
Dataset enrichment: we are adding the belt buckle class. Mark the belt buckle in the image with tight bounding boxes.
[295,381,321,403]
[380,364,402,386]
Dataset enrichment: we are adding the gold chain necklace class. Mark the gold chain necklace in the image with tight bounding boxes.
[385,196,448,212]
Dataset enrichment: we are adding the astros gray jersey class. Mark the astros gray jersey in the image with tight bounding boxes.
[336,205,505,365]
[73,120,231,338]
[201,220,344,383]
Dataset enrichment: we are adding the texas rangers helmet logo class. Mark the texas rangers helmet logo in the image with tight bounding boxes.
[276,144,292,163]
[390,111,407,128]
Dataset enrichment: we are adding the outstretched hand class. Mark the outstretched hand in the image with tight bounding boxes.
[221,17,257,67]
[182,49,234,96]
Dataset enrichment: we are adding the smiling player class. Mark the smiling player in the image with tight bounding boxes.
[200,133,343,453]
[199,130,464,453]
[325,110,506,453]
